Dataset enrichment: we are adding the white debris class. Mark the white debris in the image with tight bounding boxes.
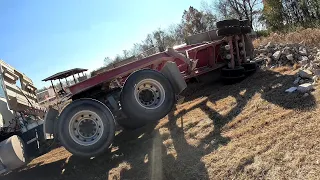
[301,56,309,61]
[313,75,319,84]
[299,48,307,56]
[297,83,313,93]
[298,69,313,79]
[286,54,294,61]
[273,51,281,60]
[285,87,297,93]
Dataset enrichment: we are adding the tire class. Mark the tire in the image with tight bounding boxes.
[240,19,250,26]
[0,135,27,171]
[217,27,241,37]
[57,98,115,157]
[216,19,240,29]
[120,69,175,128]
[242,62,257,75]
[241,26,252,34]
[221,66,245,77]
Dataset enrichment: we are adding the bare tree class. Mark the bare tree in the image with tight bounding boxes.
[181,6,217,36]
[213,0,262,28]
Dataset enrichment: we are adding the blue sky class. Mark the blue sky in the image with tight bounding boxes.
[0,0,201,88]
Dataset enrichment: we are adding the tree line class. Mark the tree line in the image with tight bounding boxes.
[95,0,319,73]
[93,0,262,73]
[263,0,320,31]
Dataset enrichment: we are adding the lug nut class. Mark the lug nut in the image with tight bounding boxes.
[224,45,231,50]
[225,54,232,59]
[239,43,243,47]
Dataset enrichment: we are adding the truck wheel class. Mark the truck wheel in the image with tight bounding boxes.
[242,62,257,75]
[217,27,241,37]
[120,69,175,128]
[57,98,115,157]
[0,135,27,171]
[221,66,245,84]
[216,19,240,29]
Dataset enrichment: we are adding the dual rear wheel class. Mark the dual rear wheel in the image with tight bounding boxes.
[57,70,175,157]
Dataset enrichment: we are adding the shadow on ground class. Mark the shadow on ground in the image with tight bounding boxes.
[3,69,316,180]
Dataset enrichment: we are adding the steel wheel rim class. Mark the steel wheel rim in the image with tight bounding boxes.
[134,79,165,110]
[69,110,104,146]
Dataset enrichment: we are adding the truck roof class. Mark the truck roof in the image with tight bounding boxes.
[42,68,88,81]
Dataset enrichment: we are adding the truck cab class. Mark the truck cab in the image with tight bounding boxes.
[0,60,46,174]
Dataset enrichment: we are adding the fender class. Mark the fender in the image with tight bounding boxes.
[43,107,59,139]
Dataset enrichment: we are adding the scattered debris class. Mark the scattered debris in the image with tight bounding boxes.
[273,51,281,60]
[285,87,297,93]
[297,83,313,93]
[254,42,319,94]
[286,54,294,61]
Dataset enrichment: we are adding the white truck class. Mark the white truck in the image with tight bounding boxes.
[0,60,47,174]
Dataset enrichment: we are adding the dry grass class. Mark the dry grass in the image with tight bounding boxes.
[253,28,320,48]
[4,68,320,180]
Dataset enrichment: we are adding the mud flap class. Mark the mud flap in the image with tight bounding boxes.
[161,61,187,94]
[43,107,59,138]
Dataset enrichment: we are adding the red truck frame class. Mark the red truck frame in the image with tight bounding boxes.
[43,19,257,158]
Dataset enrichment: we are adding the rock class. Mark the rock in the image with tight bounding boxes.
[303,93,309,97]
[286,54,294,61]
[300,59,308,66]
[313,75,320,83]
[273,51,281,60]
[266,57,272,66]
[299,79,304,84]
[301,56,309,61]
[312,68,320,76]
[298,69,313,79]
[297,83,313,93]
[265,42,273,49]
[285,87,297,93]
[299,48,307,56]
[293,77,301,85]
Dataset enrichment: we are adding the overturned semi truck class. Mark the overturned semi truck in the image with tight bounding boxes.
[43,19,256,157]
[0,19,257,174]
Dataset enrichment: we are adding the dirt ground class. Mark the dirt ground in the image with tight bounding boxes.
[3,67,320,180]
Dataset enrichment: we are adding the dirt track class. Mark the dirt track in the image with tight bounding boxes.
[3,68,320,180]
